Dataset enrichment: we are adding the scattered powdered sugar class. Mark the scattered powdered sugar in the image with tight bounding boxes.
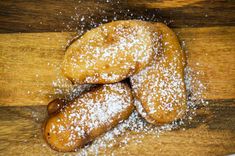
[130,28,187,124]
[68,70,205,156]
[62,21,156,84]
[184,66,207,114]
[47,63,206,156]
[42,37,206,156]
[46,83,133,151]
[34,4,207,155]
[72,110,180,156]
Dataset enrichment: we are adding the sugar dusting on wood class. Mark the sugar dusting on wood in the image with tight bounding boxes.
[44,40,206,156]
[29,2,207,154]
[42,67,205,155]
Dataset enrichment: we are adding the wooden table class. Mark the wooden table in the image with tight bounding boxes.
[0,0,234,155]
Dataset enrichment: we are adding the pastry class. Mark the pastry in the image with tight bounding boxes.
[43,83,134,152]
[62,20,158,84]
[130,23,187,124]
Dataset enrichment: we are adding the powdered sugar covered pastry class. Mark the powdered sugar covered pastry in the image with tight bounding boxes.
[43,83,134,152]
[130,23,187,125]
[62,20,158,84]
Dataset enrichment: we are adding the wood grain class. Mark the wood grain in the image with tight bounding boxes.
[1,26,234,106]
[0,32,75,106]
[0,100,234,155]
[177,27,235,99]
[0,1,234,155]
[0,0,234,33]
[0,0,234,155]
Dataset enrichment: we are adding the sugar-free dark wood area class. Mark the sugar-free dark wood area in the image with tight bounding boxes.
[0,0,234,155]
[0,0,234,33]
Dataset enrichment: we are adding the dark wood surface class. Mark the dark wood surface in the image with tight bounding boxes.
[0,0,234,155]
[0,0,234,33]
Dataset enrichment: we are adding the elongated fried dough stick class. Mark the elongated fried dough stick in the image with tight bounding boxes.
[43,83,134,152]
[130,23,187,125]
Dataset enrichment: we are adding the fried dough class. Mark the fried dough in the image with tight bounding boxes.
[43,83,134,152]
[62,20,158,84]
[130,23,187,125]
[47,98,65,116]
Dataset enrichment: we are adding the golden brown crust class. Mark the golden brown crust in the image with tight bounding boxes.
[43,82,134,152]
[130,22,187,125]
[44,21,187,152]
[47,99,65,116]
[61,20,158,84]
[133,99,157,125]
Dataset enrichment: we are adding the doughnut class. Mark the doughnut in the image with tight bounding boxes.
[43,83,134,152]
[130,23,187,125]
[61,20,158,84]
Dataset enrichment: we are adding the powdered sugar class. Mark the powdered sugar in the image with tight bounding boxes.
[45,42,206,156]
[62,21,156,84]
[45,83,133,151]
[42,17,207,155]
[46,66,205,156]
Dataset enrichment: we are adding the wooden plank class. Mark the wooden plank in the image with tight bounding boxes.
[0,100,234,155]
[0,32,76,106]
[0,0,234,33]
[1,26,234,106]
[177,27,235,99]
